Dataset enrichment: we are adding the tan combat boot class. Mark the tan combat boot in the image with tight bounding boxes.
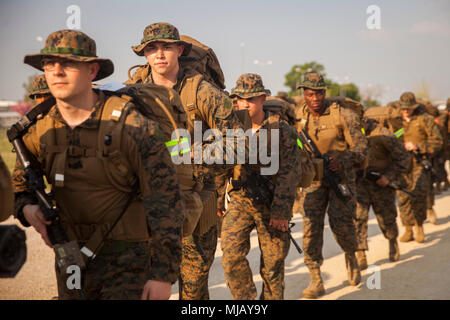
[345,252,361,286]
[427,209,437,225]
[389,239,400,262]
[356,250,368,270]
[414,223,425,243]
[399,226,414,242]
[302,268,325,299]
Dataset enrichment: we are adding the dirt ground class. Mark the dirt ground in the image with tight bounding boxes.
[1,189,449,300]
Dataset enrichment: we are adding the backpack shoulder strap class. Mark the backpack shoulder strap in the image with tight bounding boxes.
[329,101,344,129]
[98,94,136,192]
[125,64,150,85]
[295,104,309,132]
[267,112,280,130]
[179,72,204,126]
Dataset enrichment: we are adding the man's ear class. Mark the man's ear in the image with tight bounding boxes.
[88,62,100,81]
[178,44,185,57]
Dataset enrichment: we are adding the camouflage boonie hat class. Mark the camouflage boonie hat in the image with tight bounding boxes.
[28,75,50,99]
[132,22,192,56]
[230,73,271,99]
[297,72,327,90]
[24,30,114,81]
[399,92,420,110]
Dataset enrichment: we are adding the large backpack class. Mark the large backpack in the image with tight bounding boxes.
[263,97,298,127]
[99,84,204,237]
[179,35,225,90]
[326,96,365,121]
[364,105,403,136]
[265,111,315,188]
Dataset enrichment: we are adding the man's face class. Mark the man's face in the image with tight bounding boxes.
[401,108,414,119]
[42,58,98,101]
[236,95,266,120]
[144,42,184,76]
[303,88,326,112]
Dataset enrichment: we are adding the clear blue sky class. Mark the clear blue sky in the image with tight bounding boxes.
[0,0,449,104]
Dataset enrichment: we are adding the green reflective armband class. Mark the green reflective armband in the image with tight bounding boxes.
[297,138,304,150]
[395,128,404,138]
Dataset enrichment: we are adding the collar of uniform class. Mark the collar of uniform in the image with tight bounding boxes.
[252,111,271,133]
[146,67,185,91]
[173,67,187,92]
[48,89,106,128]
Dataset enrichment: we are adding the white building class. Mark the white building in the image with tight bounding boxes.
[0,100,21,128]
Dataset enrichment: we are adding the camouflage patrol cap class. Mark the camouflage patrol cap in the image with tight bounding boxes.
[24,30,114,81]
[28,74,50,99]
[132,22,192,57]
[399,92,420,110]
[230,73,271,99]
[296,72,327,90]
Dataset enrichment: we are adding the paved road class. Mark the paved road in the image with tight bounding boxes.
[1,190,449,300]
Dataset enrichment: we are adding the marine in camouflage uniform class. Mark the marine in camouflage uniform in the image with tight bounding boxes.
[396,92,442,243]
[354,116,410,269]
[12,30,184,300]
[127,23,246,300]
[217,74,301,300]
[418,100,441,223]
[436,103,449,192]
[296,73,368,299]
[28,74,51,105]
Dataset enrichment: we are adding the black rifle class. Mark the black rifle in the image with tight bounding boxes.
[298,130,357,220]
[7,124,86,274]
[231,170,302,255]
[287,223,303,255]
[410,151,432,171]
[364,170,415,197]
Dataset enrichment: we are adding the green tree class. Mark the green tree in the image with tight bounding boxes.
[362,99,380,108]
[327,83,361,101]
[284,62,326,97]
[284,62,362,101]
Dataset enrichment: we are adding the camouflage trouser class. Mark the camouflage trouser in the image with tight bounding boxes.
[221,191,290,300]
[292,188,302,214]
[427,187,434,210]
[299,181,358,269]
[355,178,398,250]
[398,163,430,226]
[433,151,447,183]
[179,225,217,300]
[56,240,150,300]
